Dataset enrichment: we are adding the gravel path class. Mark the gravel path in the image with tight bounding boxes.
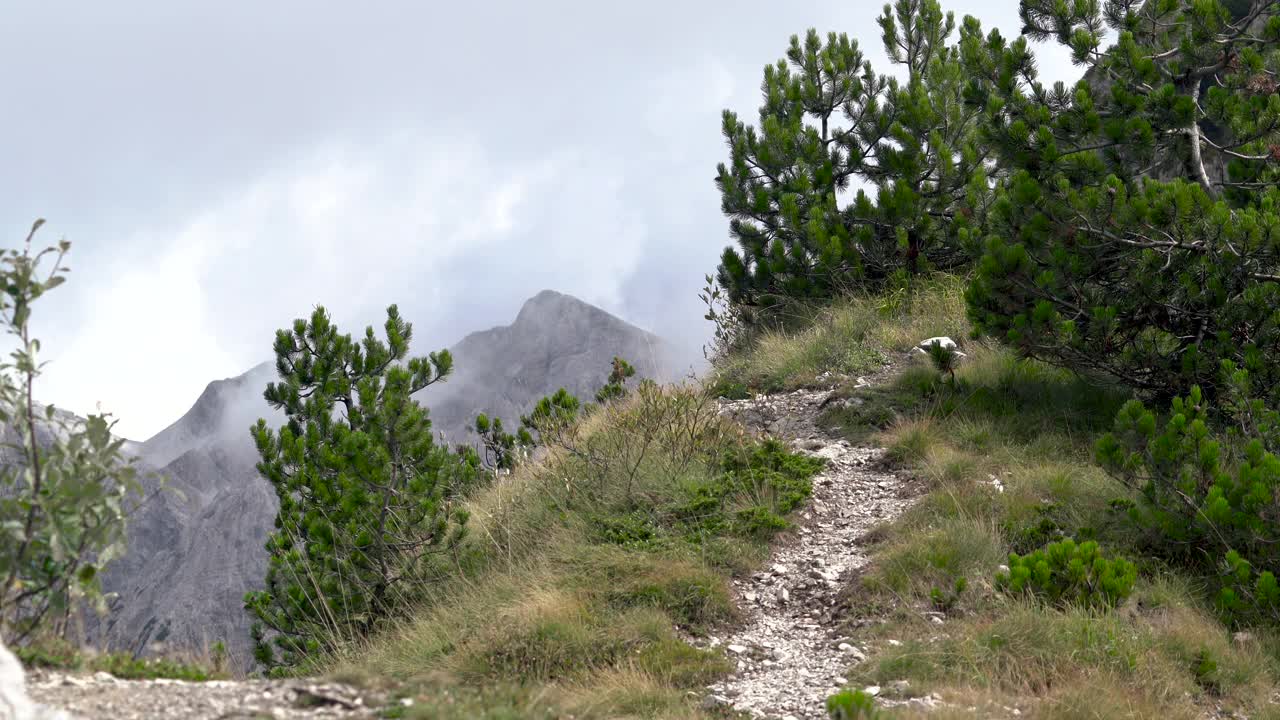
[24,670,388,719]
[702,383,926,720]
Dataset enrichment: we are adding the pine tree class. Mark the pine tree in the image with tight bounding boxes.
[965,0,1280,400]
[594,357,637,403]
[714,1,989,310]
[469,357,636,474]
[244,305,477,670]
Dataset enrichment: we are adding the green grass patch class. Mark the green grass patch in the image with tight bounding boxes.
[816,342,1280,716]
[15,637,227,680]
[708,274,969,396]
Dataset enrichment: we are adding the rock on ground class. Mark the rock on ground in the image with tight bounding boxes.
[1,641,73,720]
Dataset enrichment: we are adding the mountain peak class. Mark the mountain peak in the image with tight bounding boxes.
[515,289,592,320]
[139,361,278,467]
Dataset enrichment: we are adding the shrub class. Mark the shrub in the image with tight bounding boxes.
[930,576,967,613]
[923,339,959,383]
[995,538,1136,610]
[245,305,478,671]
[676,439,824,540]
[1095,369,1280,622]
[826,688,881,719]
[0,220,142,646]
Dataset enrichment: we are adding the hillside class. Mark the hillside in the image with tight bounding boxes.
[89,290,676,668]
[328,278,1279,719]
[13,278,1280,719]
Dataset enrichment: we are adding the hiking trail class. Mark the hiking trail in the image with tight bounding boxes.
[700,371,942,719]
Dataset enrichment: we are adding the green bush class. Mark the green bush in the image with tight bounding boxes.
[0,221,142,646]
[1096,368,1280,622]
[826,688,881,719]
[675,439,824,540]
[995,538,1136,610]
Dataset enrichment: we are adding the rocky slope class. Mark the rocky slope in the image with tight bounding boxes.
[91,290,674,668]
[419,289,672,443]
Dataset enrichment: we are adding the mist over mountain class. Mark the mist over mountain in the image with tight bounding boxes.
[88,290,679,666]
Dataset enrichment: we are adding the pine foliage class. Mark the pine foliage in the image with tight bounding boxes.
[965,0,1280,401]
[995,538,1137,609]
[244,305,478,670]
[714,0,988,310]
[1097,365,1280,623]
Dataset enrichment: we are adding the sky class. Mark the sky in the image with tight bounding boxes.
[1,1,1082,440]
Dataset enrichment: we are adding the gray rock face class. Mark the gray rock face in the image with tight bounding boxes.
[420,289,673,445]
[90,290,673,668]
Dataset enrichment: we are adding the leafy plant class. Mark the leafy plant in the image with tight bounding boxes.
[995,538,1136,610]
[0,220,142,646]
[472,413,534,472]
[930,575,967,612]
[676,439,824,539]
[594,357,636,404]
[699,274,752,361]
[244,304,479,670]
[469,357,639,475]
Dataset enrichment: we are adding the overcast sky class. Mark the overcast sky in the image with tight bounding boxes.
[2,1,1080,440]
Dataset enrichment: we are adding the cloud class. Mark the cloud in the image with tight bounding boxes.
[39,133,657,439]
[7,0,1089,440]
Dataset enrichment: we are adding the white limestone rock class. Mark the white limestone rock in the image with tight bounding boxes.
[0,641,74,720]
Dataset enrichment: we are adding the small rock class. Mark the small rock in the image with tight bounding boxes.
[727,644,750,655]
[701,694,729,710]
[864,685,882,696]
[918,336,957,351]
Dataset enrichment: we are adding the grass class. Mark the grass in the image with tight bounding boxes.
[708,274,968,397]
[14,637,228,681]
[712,279,1280,717]
[331,382,823,719]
